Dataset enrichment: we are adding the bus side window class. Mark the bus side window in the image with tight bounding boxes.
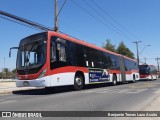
[50,42,56,62]
[58,44,66,61]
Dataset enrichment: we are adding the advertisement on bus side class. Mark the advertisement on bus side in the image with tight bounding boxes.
[89,68,110,82]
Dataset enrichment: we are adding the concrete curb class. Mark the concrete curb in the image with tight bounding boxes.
[0,81,39,95]
[0,79,16,82]
[0,88,39,95]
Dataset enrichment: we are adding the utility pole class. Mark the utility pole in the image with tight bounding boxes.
[133,41,142,66]
[144,57,147,64]
[155,57,160,72]
[4,58,5,70]
[55,0,59,32]
[3,58,5,79]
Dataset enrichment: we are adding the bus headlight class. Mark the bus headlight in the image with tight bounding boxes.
[38,69,47,79]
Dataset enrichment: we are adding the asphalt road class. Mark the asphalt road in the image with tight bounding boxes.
[0,79,160,120]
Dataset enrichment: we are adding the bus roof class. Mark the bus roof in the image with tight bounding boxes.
[139,64,157,68]
[48,31,137,62]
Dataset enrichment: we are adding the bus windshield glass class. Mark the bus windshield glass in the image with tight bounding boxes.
[17,37,47,70]
[139,66,150,75]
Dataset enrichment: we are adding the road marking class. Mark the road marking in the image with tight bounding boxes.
[83,89,109,93]
[97,89,119,93]
[84,88,148,94]
[154,89,160,93]
[83,90,94,93]
[0,100,16,104]
[129,82,159,89]
[125,89,147,93]
[117,89,134,93]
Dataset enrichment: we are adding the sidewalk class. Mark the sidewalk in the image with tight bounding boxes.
[0,81,37,94]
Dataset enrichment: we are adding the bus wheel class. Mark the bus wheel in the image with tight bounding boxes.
[112,74,117,86]
[132,74,136,83]
[74,75,84,90]
[151,75,153,81]
[45,87,55,92]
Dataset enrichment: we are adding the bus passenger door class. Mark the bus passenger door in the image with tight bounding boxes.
[119,56,126,82]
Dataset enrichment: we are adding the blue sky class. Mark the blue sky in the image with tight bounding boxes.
[0,0,160,70]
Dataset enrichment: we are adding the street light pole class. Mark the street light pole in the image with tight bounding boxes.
[139,45,151,55]
[133,41,142,66]
[3,58,5,79]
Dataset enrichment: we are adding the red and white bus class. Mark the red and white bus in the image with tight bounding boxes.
[10,31,139,90]
[139,64,158,80]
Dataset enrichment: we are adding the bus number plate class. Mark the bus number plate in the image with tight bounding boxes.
[23,81,29,86]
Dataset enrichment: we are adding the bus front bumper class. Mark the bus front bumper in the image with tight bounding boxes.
[16,79,49,87]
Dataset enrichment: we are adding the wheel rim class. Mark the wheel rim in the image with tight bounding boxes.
[113,79,116,85]
[113,75,117,85]
[75,77,82,87]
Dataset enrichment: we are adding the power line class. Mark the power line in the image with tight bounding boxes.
[0,15,42,32]
[90,0,140,41]
[0,10,54,31]
[70,0,134,40]
[57,0,67,17]
[59,20,98,43]
[83,0,153,58]
[54,0,67,32]
[83,0,135,41]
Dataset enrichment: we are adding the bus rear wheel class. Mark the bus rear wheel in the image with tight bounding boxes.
[74,75,84,90]
[112,74,117,86]
[132,74,136,83]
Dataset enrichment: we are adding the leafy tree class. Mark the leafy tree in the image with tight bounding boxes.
[3,68,9,79]
[0,68,16,79]
[12,69,16,74]
[116,41,135,59]
[0,72,3,79]
[11,69,17,79]
[103,39,115,52]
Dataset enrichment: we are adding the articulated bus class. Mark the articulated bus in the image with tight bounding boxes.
[10,31,139,90]
[139,64,158,80]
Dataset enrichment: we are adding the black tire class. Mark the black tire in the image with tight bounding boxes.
[151,75,154,81]
[132,74,136,83]
[112,74,117,86]
[74,75,84,90]
[45,87,55,92]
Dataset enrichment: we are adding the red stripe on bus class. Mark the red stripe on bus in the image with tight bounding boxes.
[51,68,139,75]
[50,66,89,74]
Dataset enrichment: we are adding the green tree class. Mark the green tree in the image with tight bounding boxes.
[3,68,9,79]
[0,72,3,79]
[116,41,135,59]
[0,68,16,79]
[103,39,115,52]
[11,69,16,79]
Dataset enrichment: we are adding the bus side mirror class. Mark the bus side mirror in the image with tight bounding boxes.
[9,49,11,58]
[9,47,19,57]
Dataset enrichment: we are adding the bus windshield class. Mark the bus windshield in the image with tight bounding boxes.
[17,38,47,70]
[139,66,150,75]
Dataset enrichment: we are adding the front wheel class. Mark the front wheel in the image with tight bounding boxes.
[74,75,84,90]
